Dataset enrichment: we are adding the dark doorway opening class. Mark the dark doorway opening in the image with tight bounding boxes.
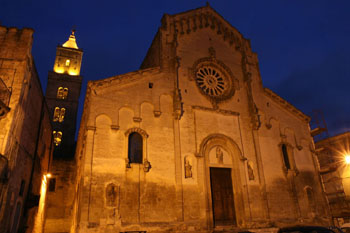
[210,167,236,226]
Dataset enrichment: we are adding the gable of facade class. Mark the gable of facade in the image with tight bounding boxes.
[70,5,330,233]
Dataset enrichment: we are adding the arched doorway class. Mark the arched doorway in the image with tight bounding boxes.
[200,134,246,228]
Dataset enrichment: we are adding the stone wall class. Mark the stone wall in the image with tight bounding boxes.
[0,26,53,233]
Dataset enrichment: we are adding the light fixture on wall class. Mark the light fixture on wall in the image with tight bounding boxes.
[143,159,151,172]
[345,155,350,165]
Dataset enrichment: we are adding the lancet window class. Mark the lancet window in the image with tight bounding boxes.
[281,144,291,170]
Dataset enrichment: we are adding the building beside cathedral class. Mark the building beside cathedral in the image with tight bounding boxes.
[56,4,331,233]
[0,26,53,233]
[315,131,350,225]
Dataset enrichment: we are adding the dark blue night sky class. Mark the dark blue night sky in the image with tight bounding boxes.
[1,0,349,136]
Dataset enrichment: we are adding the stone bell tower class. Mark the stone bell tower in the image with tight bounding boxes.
[45,30,83,157]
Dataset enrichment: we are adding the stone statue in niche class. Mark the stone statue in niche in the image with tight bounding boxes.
[184,157,192,178]
[216,146,224,164]
[106,183,118,207]
[247,161,255,180]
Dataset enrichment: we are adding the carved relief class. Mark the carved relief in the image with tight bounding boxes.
[184,156,193,178]
[247,161,255,181]
[209,146,231,165]
[124,127,148,138]
[105,183,119,207]
[216,146,224,164]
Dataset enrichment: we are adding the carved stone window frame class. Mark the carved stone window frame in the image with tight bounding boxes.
[278,142,297,175]
[124,128,150,171]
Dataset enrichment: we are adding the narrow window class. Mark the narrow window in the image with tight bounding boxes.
[57,87,64,99]
[53,107,60,122]
[19,180,25,196]
[59,108,66,122]
[282,144,291,170]
[49,178,56,192]
[128,132,143,163]
[63,88,68,99]
[65,59,70,66]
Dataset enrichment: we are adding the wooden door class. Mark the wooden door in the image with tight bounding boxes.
[210,167,236,226]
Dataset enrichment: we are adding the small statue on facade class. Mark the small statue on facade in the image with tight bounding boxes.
[247,162,255,180]
[216,146,224,164]
[184,158,192,178]
[106,183,118,207]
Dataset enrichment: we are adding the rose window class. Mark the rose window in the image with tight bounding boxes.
[195,66,227,97]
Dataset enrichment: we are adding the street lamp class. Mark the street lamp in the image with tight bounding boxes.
[345,155,350,165]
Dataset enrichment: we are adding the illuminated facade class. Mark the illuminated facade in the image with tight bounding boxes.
[0,26,53,233]
[66,5,331,233]
[315,132,350,225]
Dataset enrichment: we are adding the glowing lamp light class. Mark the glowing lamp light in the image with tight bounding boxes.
[68,70,78,76]
[54,67,64,74]
[345,155,350,165]
[46,173,52,178]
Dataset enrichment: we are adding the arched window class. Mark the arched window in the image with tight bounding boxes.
[65,59,70,66]
[57,87,64,99]
[53,131,62,146]
[53,107,66,122]
[59,108,65,122]
[281,144,291,170]
[57,87,68,99]
[53,107,60,122]
[128,132,143,163]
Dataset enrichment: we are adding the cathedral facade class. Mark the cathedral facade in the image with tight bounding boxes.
[55,5,330,233]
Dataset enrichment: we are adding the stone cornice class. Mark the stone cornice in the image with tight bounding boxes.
[89,67,161,91]
[264,88,310,123]
[192,105,240,116]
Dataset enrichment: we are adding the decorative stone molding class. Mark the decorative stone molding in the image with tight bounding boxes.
[166,6,248,52]
[173,89,183,120]
[278,142,298,176]
[124,127,148,138]
[153,110,161,117]
[133,117,142,123]
[86,126,96,131]
[110,125,119,130]
[190,55,239,108]
[198,133,246,161]
[192,105,239,116]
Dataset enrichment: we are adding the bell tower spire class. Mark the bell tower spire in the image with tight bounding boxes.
[45,30,83,158]
[53,29,83,76]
